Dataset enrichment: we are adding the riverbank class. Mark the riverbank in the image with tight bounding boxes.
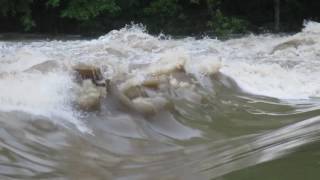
[1,0,313,37]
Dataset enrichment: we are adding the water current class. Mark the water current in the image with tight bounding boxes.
[1,22,320,180]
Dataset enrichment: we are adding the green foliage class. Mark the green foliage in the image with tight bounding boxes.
[46,0,60,7]
[0,0,120,31]
[0,0,14,16]
[46,0,120,20]
[0,0,35,31]
[20,12,36,31]
[208,10,248,37]
[0,0,33,16]
[207,0,221,7]
[59,0,120,21]
[0,0,317,34]
[0,0,121,31]
[144,0,182,19]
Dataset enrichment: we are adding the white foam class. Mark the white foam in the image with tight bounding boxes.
[145,48,188,75]
[0,71,89,132]
[217,22,320,99]
[185,56,221,76]
[221,62,320,99]
[302,20,320,34]
[0,48,49,72]
[1,21,320,120]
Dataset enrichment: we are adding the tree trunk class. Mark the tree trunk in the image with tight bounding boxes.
[274,0,280,31]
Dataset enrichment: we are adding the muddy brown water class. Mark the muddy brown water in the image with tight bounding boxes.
[1,23,320,180]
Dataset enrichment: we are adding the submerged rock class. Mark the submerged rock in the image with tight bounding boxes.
[271,38,315,54]
[70,57,221,114]
[25,60,63,73]
[73,64,105,86]
[142,78,161,89]
[107,77,174,115]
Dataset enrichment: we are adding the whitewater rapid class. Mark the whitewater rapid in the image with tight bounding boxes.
[1,22,320,131]
[0,21,320,180]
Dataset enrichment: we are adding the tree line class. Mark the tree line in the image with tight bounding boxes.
[1,0,320,36]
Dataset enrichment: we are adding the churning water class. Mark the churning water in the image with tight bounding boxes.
[1,21,320,180]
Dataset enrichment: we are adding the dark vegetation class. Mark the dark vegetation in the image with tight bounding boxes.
[1,0,320,36]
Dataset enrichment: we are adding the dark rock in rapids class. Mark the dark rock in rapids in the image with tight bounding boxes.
[25,60,64,73]
[73,65,106,111]
[73,64,105,86]
[271,38,315,54]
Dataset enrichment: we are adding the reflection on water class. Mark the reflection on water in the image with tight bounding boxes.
[1,22,320,180]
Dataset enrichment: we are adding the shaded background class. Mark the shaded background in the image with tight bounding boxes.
[1,0,320,36]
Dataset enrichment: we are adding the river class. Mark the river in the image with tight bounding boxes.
[0,22,320,180]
